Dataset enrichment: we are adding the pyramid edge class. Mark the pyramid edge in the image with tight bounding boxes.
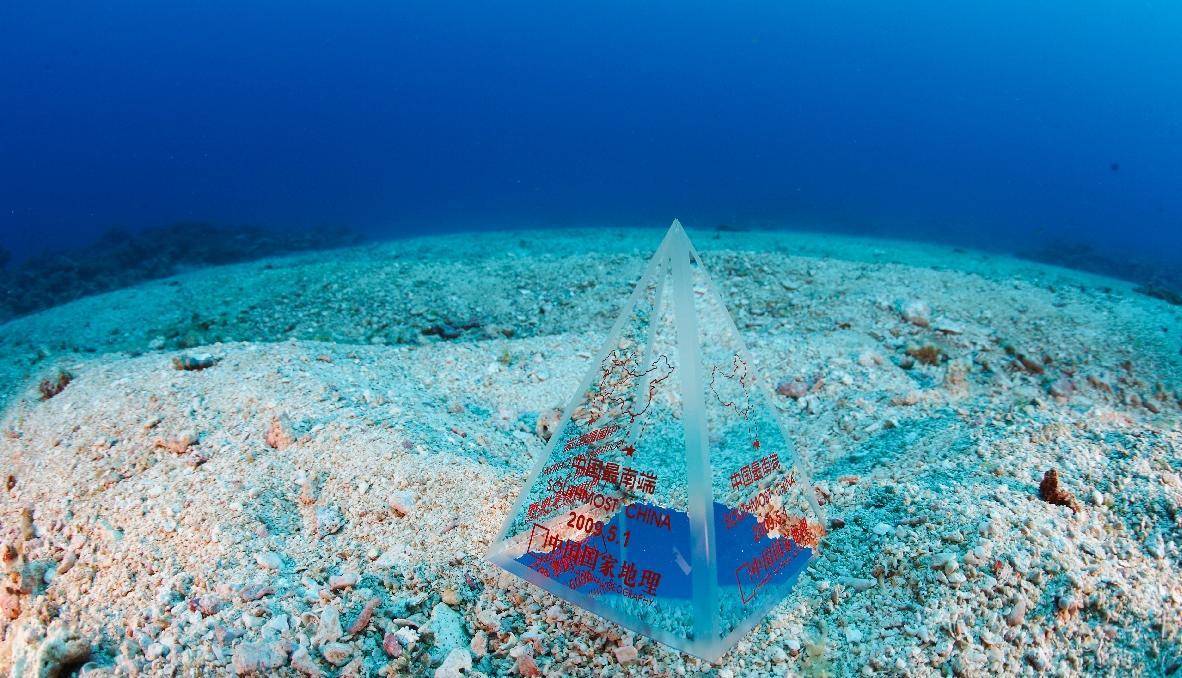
[667,224,723,644]
[484,227,680,557]
[680,226,829,530]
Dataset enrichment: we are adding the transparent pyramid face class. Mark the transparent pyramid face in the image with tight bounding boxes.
[487,221,825,661]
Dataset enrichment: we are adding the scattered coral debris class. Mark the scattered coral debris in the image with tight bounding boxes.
[1003,345,1046,375]
[906,345,944,366]
[173,354,218,371]
[776,377,809,399]
[1017,356,1046,375]
[422,319,482,340]
[535,408,563,442]
[155,431,198,455]
[348,598,381,636]
[1039,469,1080,513]
[265,416,295,450]
[38,371,72,400]
[1,579,20,621]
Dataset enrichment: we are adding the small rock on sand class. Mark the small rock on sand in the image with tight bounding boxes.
[8,626,91,677]
[469,631,488,658]
[172,354,217,371]
[388,491,416,517]
[232,641,288,675]
[1006,598,1027,627]
[256,551,283,571]
[898,299,931,327]
[776,378,809,399]
[383,632,403,658]
[435,648,473,678]
[515,653,542,677]
[328,571,358,591]
[613,644,639,664]
[313,605,343,647]
[289,645,322,677]
[839,576,876,592]
[319,642,352,666]
[315,505,345,536]
[428,602,471,664]
[157,430,198,455]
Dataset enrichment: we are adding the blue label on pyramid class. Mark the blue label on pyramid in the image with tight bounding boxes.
[487,221,825,661]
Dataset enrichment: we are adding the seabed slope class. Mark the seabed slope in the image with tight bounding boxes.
[0,227,1179,676]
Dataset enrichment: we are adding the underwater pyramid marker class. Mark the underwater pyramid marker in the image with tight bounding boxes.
[488,220,826,661]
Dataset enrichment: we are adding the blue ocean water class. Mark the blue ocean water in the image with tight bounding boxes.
[2,1,1180,274]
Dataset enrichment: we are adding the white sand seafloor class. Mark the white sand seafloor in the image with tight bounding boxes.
[0,227,1179,677]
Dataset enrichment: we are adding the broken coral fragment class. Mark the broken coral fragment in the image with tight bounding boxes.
[38,371,72,400]
[265,415,295,450]
[172,353,217,371]
[1038,469,1080,513]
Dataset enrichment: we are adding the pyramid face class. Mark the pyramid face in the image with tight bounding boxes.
[487,221,825,661]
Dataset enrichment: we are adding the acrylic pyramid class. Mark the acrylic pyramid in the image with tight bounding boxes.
[487,220,825,661]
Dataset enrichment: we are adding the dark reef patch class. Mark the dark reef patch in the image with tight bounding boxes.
[0,223,358,323]
[1134,285,1182,306]
[1020,240,1181,306]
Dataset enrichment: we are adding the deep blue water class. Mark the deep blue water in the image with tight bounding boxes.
[2,1,1180,272]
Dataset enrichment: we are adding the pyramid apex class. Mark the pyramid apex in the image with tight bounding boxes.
[662,219,690,251]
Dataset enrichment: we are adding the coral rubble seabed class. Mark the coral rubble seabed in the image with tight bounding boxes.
[0,228,1179,676]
